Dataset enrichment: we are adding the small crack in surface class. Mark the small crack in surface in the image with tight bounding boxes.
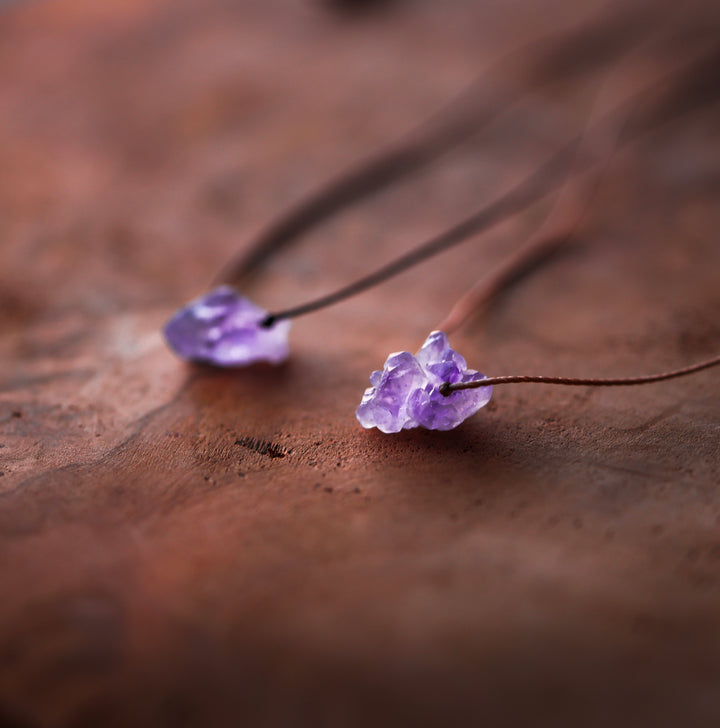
[235,436,287,459]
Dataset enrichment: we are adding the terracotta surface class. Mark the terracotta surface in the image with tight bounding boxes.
[1,1,719,726]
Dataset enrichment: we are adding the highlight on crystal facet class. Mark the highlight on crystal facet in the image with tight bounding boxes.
[163,286,291,367]
[356,331,492,432]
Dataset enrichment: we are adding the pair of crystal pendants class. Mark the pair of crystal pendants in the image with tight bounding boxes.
[164,287,492,433]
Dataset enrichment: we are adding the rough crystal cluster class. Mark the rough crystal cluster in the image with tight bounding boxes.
[356,331,492,433]
[163,286,290,366]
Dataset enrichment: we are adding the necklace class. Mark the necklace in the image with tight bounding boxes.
[163,36,720,432]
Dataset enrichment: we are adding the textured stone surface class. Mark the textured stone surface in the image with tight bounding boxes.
[164,286,290,366]
[357,331,492,432]
[1,1,720,727]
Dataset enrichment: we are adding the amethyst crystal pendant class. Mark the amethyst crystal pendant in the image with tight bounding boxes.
[163,286,290,366]
[356,331,492,433]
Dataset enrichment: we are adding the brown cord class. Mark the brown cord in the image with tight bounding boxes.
[439,354,720,396]
[216,4,652,288]
[260,42,720,327]
[437,49,631,334]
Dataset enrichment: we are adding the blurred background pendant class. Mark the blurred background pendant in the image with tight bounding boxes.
[163,287,291,367]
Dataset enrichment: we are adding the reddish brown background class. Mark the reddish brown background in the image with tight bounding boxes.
[1,0,719,726]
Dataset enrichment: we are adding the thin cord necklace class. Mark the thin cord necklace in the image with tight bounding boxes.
[163,40,720,433]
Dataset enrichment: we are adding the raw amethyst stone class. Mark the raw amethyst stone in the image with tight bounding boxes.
[163,286,290,366]
[356,352,426,433]
[356,331,492,433]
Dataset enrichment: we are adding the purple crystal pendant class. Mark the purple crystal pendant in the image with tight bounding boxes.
[163,286,291,366]
[356,331,492,433]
